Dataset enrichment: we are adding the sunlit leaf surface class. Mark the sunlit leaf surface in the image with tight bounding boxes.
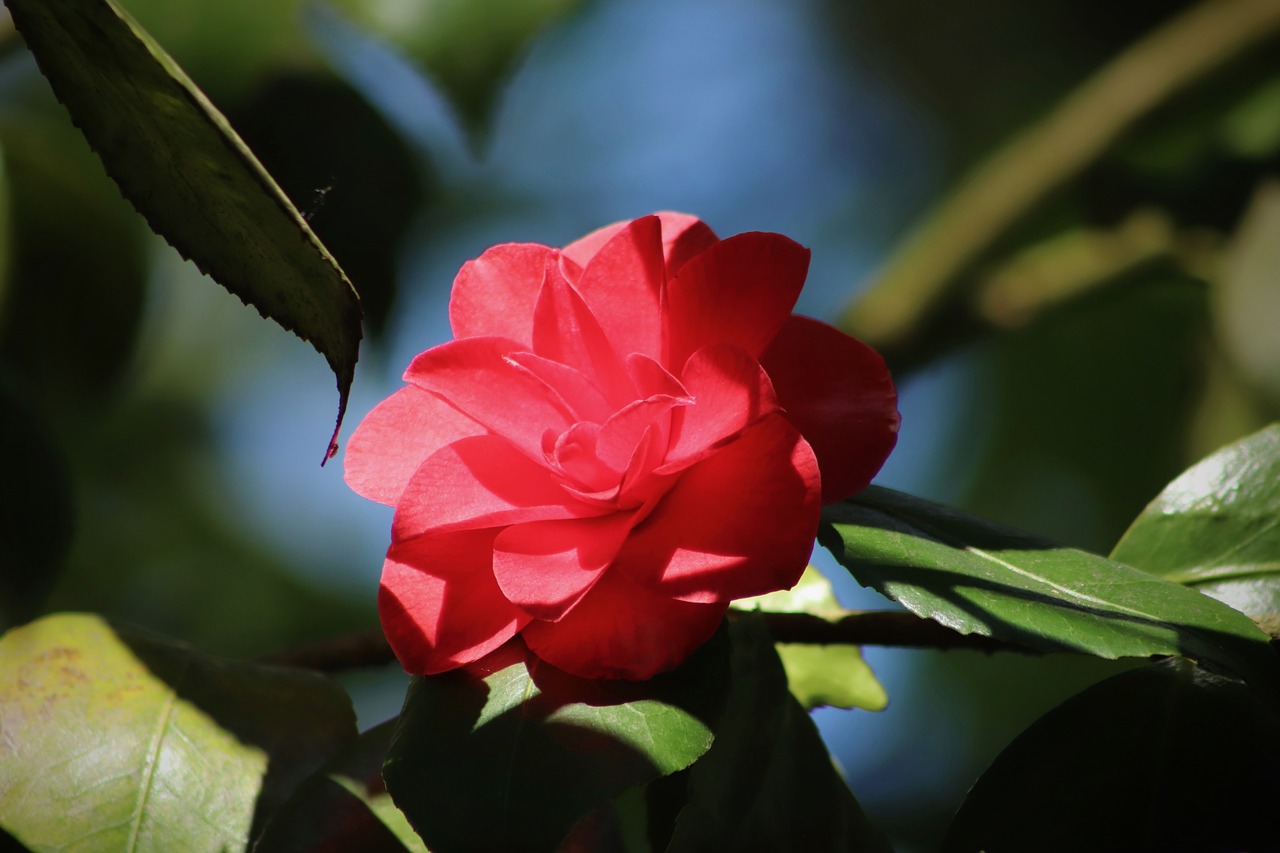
[0,613,357,852]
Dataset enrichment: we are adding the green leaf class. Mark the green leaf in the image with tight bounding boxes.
[943,658,1280,853]
[323,0,583,143]
[254,720,426,853]
[383,635,727,853]
[1112,423,1280,631]
[0,613,357,852]
[666,616,891,853]
[1215,183,1280,404]
[737,568,888,711]
[820,487,1279,688]
[4,0,362,458]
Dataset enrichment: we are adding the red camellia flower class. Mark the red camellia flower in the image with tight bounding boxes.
[345,213,899,680]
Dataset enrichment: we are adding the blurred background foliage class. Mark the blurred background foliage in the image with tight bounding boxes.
[0,0,1277,849]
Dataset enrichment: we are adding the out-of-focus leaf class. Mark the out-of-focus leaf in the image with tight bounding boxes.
[383,635,727,853]
[0,377,72,628]
[1215,181,1280,403]
[228,71,429,337]
[666,616,891,853]
[820,487,1280,690]
[0,123,148,407]
[737,568,888,711]
[0,613,358,852]
[324,0,583,142]
[118,0,305,101]
[1112,423,1280,632]
[943,658,1280,853]
[254,719,426,853]
[4,0,362,457]
[1220,75,1280,159]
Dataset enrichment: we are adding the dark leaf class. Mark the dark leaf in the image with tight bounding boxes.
[383,634,727,853]
[4,0,362,457]
[944,658,1280,853]
[666,615,892,853]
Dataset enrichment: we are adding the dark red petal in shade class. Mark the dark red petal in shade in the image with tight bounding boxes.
[574,216,666,361]
[404,336,573,460]
[663,342,780,471]
[561,211,719,278]
[449,243,558,345]
[614,414,819,605]
[761,314,900,504]
[521,567,729,680]
[532,269,634,407]
[664,232,810,369]
[344,385,486,506]
[492,512,637,622]
[391,435,607,542]
[378,529,530,675]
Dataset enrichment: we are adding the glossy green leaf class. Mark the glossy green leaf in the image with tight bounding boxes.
[943,658,1280,853]
[383,635,727,853]
[255,720,426,853]
[820,487,1279,687]
[324,0,583,142]
[666,616,891,853]
[4,0,362,457]
[0,613,357,852]
[737,568,888,711]
[1112,423,1280,631]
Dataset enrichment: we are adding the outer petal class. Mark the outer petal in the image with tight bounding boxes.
[664,232,810,368]
[449,243,558,344]
[562,211,719,279]
[493,512,636,621]
[405,336,573,460]
[761,315,900,503]
[662,342,780,471]
[344,385,485,506]
[573,216,666,361]
[521,568,728,680]
[614,413,819,604]
[379,530,529,675]
[392,435,605,541]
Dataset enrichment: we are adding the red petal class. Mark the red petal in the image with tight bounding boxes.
[521,568,727,680]
[627,353,687,399]
[344,385,485,506]
[379,530,529,675]
[663,342,780,470]
[493,512,636,621]
[405,336,573,460]
[449,243,558,345]
[562,211,719,280]
[597,394,686,473]
[508,352,613,424]
[761,315,899,503]
[392,435,605,541]
[532,270,634,407]
[665,232,810,368]
[574,216,666,361]
[614,414,819,604]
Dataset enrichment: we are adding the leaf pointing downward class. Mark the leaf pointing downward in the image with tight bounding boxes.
[4,0,363,458]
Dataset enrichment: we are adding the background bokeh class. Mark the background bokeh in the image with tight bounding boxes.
[2,0,1277,849]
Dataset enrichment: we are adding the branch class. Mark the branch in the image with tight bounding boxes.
[839,0,1280,374]
[259,608,1033,672]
